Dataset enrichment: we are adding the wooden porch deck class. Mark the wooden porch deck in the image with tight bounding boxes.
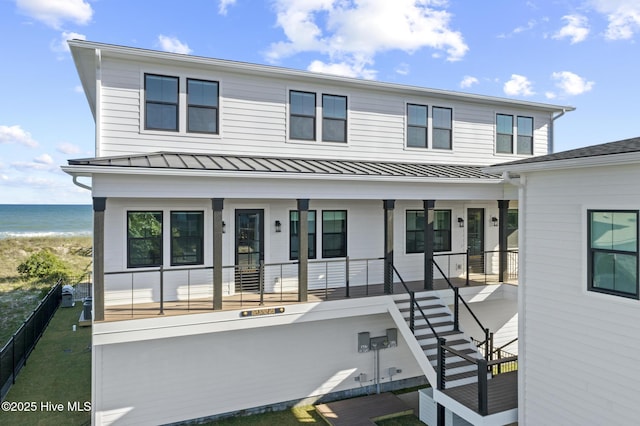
[102,276,506,322]
[440,371,518,415]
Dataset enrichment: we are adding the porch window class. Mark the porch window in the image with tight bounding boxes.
[127,211,163,268]
[588,210,639,299]
[322,210,347,258]
[507,209,518,249]
[187,79,219,134]
[432,106,452,150]
[290,91,316,140]
[322,94,347,143]
[407,104,428,148]
[406,210,452,253]
[171,211,204,265]
[496,114,513,154]
[145,74,178,131]
[289,210,317,260]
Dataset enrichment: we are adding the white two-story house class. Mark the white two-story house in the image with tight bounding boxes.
[63,40,573,425]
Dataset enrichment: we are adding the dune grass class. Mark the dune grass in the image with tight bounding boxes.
[0,237,92,347]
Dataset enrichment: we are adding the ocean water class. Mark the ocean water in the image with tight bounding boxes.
[0,204,92,239]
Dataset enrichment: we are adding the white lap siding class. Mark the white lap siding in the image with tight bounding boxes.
[520,164,640,425]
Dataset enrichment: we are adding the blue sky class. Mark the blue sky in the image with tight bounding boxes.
[1,0,639,204]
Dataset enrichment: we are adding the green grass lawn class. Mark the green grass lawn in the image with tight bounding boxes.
[0,304,91,426]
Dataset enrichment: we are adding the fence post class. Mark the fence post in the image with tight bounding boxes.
[345,256,350,298]
[437,338,446,390]
[259,261,265,306]
[159,266,165,315]
[453,287,460,332]
[409,291,416,333]
[478,358,489,415]
[484,328,491,362]
[465,250,470,286]
[11,335,15,385]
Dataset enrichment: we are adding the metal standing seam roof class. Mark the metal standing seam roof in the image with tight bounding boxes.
[67,152,501,180]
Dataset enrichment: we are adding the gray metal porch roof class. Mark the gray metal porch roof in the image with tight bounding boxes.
[67,152,501,180]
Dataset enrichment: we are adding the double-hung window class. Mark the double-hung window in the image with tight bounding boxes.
[290,210,317,260]
[322,94,347,143]
[171,211,204,265]
[127,211,163,268]
[322,210,347,258]
[187,79,219,134]
[406,210,452,253]
[516,116,533,155]
[407,104,428,148]
[588,210,639,298]
[496,114,513,154]
[145,74,179,131]
[290,91,316,140]
[432,106,452,150]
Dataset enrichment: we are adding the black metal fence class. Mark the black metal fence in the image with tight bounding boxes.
[0,281,62,401]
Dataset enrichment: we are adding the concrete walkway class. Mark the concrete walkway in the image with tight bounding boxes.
[315,392,414,426]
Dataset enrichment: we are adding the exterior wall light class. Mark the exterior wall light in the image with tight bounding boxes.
[222,221,226,233]
[275,220,282,233]
[458,217,464,227]
[491,216,499,227]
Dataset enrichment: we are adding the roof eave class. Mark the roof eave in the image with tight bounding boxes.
[484,151,640,174]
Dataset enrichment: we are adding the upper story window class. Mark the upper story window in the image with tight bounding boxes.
[145,74,178,131]
[433,106,452,150]
[127,211,163,268]
[322,94,347,143]
[496,114,534,155]
[588,210,638,299]
[290,91,316,141]
[187,79,219,134]
[407,104,428,148]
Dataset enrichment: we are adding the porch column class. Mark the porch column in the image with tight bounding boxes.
[498,200,510,283]
[424,200,435,290]
[92,197,106,321]
[383,200,395,294]
[212,198,224,310]
[297,199,309,302]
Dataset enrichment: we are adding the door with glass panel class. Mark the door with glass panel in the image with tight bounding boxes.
[235,210,264,292]
[467,208,485,273]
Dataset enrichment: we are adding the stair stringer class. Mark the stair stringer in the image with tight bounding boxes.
[386,300,438,386]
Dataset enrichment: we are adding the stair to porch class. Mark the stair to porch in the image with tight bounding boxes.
[393,293,488,389]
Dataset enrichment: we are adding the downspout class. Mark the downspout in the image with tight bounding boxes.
[72,175,92,191]
[549,108,567,154]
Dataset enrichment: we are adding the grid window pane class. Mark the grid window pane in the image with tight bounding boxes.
[496,114,513,153]
[323,95,347,142]
[323,95,347,119]
[291,91,316,116]
[187,79,218,134]
[290,91,316,140]
[146,75,178,103]
[127,212,163,268]
[171,212,204,265]
[146,104,178,130]
[408,104,427,126]
[433,107,452,150]
[145,75,178,131]
[188,80,218,107]
[323,118,346,142]
[516,116,533,155]
[188,106,217,133]
[496,134,513,154]
[433,129,451,149]
[322,211,347,258]
[407,127,427,148]
[406,210,450,253]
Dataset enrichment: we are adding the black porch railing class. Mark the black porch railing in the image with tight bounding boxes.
[0,281,62,402]
[391,264,441,338]
[433,249,519,286]
[437,339,518,416]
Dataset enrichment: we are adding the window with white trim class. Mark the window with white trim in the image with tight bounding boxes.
[496,114,534,155]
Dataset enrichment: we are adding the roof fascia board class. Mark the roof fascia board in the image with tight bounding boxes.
[485,151,640,174]
[61,165,501,185]
[68,40,574,114]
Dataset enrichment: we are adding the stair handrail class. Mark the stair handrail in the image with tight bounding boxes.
[431,259,492,360]
[391,264,441,340]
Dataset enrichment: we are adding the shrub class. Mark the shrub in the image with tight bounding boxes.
[17,250,72,282]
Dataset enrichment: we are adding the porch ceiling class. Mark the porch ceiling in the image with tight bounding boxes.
[67,152,501,181]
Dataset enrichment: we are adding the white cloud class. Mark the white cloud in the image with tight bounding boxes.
[308,58,377,79]
[553,15,589,44]
[504,74,535,96]
[394,63,410,76]
[57,142,81,154]
[11,161,55,171]
[498,19,538,38]
[551,71,594,95]
[34,153,54,165]
[218,0,237,15]
[545,91,557,99]
[590,0,640,40]
[50,30,86,54]
[16,0,93,29]
[460,75,479,88]
[266,0,468,79]
[0,125,38,147]
[157,35,192,54]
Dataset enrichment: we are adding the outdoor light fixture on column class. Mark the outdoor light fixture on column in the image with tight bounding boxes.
[458,217,464,227]
[222,221,226,233]
[275,220,282,233]
[491,216,499,227]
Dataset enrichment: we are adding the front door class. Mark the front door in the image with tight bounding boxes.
[235,209,264,291]
[467,208,485,273]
